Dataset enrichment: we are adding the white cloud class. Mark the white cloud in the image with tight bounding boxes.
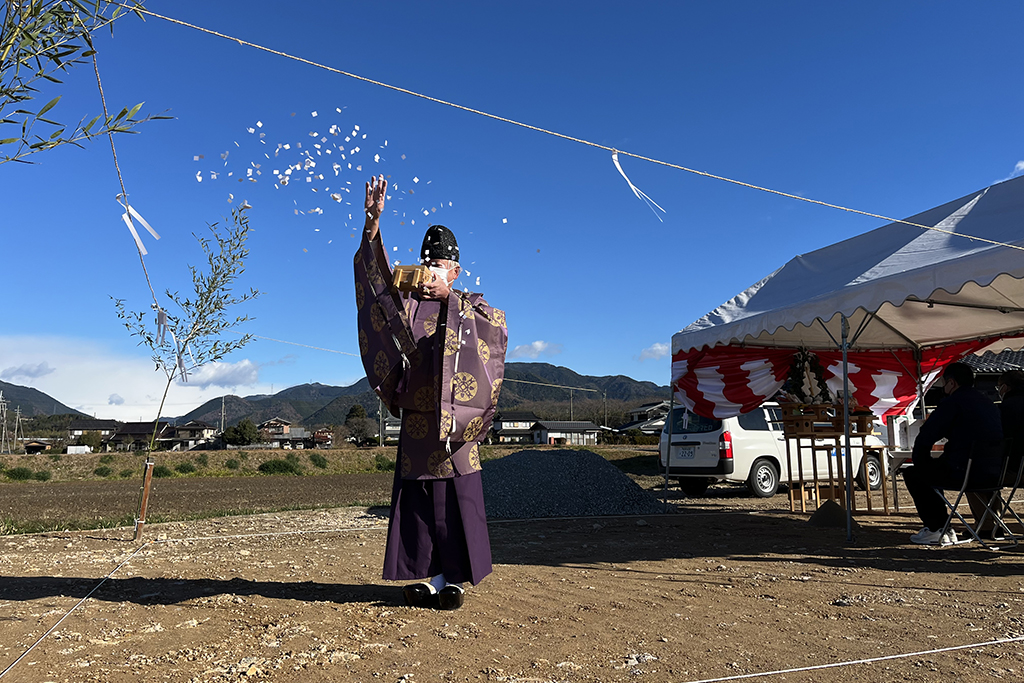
[180,359,259,389]
[639,342,670,361]
[0,335,275,421]
[509,340,563,359]
[997,160,1024,183]
[1,361,56,381]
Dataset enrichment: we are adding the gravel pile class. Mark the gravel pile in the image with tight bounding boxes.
[481,449,668,519]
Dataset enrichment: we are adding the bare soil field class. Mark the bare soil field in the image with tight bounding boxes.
[1,447,1023,682]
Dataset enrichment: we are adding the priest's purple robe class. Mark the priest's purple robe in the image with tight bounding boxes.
[354,229,507,584]
[354,231,507,479]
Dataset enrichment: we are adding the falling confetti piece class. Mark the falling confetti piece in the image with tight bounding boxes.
[476,277,480,286]
[256,121,263,128]
[311,111,318,117]
[413,177,419,183]
[195,171,202,182]
[303,247,308,252]
[401,154,406,160]
[502,218,507,224]
[393,246,398,252]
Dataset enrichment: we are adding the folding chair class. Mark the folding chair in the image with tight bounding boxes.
[935,444,1019,551]
[989,443,1024,536]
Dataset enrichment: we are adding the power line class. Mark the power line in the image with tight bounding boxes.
[503,378,599,393]
[116,4,1024,253]
[231,331,359,357]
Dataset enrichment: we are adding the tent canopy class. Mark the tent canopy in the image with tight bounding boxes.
[672,175,1024,419]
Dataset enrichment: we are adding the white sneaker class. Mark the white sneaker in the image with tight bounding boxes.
[910,527,943,545]
[941,529,958,546]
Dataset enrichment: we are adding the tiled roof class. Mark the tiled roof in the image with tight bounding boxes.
[533,421,601,432]
[113,421,172,436]
[69,419,121,431]
[964,350,1024,373]
[496,411,539,422]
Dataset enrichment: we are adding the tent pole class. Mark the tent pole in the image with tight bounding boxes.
[663,389,675,512]
[842,314,854,542]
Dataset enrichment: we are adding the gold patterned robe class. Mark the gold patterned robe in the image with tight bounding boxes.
[354,230,508,479]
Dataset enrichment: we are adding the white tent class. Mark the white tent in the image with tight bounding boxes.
[677,174,1024,356]
[672,174,1024,419]
[669,174,1024,537]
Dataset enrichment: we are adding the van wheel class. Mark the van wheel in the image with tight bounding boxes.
[677,478,710,497]
[748,459,779,498]
[857,454,883,491]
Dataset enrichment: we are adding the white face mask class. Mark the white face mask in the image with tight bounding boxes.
[429,265,453,284]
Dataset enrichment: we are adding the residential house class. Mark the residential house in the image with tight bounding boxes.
[617,400,671,435]
[383,414,401,443]
[313,428,333,448]
[258,417,292,436]
[108,422,174,451]
[492,411,539,444]
[172,420,217,451]
[67,419,121,443]
[23,440,51,455]
[531,420,601,446]
[258,418,313,449]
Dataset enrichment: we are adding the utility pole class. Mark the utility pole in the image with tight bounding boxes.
[378,398,385,446]
[14,406,23,453]
[603,391,608,427]
[570,389,574,421]
[0,391,9,454]
[220,395,226,434]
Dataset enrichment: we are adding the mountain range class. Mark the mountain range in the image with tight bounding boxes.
[3,363,669,429]
[173,363,668,429]
[0,380,86,417]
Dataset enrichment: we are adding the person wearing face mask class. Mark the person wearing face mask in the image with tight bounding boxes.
[903,362,1003,545]
[353,175,508,610]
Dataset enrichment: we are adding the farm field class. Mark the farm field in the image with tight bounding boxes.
[2,446,1023,682]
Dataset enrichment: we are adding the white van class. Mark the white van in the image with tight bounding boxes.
[658,404,886,498]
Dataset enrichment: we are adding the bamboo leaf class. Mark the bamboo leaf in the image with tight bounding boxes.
[36,95,60,117]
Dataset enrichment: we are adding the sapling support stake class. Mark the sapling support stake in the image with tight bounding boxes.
[134,458,155,541]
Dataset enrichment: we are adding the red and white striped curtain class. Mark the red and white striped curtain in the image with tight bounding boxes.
[673,337,1015,420]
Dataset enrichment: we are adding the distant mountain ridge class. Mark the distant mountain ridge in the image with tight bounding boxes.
[0,380,87,417]
[173,363,667,429]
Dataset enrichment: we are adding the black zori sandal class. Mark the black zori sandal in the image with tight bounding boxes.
[403,583,439,608]
[437,585,465,611]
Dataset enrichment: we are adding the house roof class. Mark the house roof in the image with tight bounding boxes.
[964,350,1024,374]
[113,421,172,437]
[69,419,121,431]
[495,428,534,436]
[258,417,292,427]
[180,420,214,429]
[633,400,670,410]
[496,411,539,422]
[532,420,601,432]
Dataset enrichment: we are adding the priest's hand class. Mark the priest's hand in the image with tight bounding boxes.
[363,175,387,239]
[420,275,452,301]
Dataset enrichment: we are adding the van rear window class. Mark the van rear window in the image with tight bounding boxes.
[663,408,722,434]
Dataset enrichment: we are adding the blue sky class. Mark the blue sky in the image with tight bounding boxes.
[2,1,1023,420]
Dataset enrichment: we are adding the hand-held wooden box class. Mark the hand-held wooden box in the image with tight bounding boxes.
[392,265,431,292]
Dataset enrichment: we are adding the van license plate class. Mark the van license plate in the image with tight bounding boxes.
[676,446,695,459]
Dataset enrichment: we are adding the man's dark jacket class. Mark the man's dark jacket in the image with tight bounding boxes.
[912,386,1003,481]
[1001,387,1024,480]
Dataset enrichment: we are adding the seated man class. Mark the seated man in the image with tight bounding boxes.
[903,362,1003,545]
[968,369,1024,536]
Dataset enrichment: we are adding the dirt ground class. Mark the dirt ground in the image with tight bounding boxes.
[3,467,1024,683]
